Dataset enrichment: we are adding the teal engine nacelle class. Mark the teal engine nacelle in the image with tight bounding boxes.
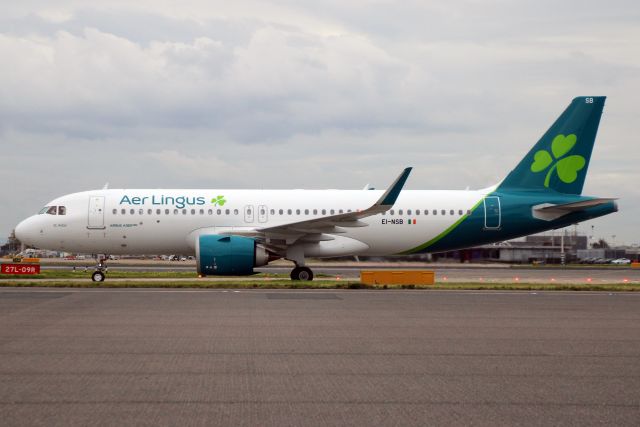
[196,235,271,276]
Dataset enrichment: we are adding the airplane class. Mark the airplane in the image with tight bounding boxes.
[15,96,617,282]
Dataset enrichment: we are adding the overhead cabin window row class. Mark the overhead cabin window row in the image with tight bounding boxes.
[113,208,242,216]
[110,207,473,217]
[382,209,472,216]
[39,206,66,215]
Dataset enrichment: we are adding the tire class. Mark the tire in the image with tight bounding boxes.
[290,266,314,281]
[92,271,105,282]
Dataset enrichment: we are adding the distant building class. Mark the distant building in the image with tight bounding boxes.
[432,232,638,264]
[0,230,21,256]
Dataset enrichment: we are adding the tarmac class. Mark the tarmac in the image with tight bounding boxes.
[30,261,640,284]
[1,288,639,426]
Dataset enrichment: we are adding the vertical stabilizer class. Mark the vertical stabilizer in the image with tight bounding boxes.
[498,96,605,194]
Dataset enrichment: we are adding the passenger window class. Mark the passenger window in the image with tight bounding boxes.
[199,209,204,215]
[279,209,283,215]
[46,206,57,215]
[415,210,420,215]
[112,209,117,215]
[287,209,292,215]
[305,209,309,215]
[458,209,463,215]
[441,210,446,215]
[322,209,326,215]
[130,209,135,215]
[147,209,152,215]
[58,206,66,215]
[269,209,274,215]
[217,209,222,215]
[165,209,170,215]
[261,209,266,215]
[433,210,437,215]
[208,209,213,215]
[339,209,343,214]
[296,209,301,215]
[225,209,230,215]
[330,209,335,215]
[247,209,252,215]
[313,209,317,215]
[139,209,144,215]
[399,209,403,215]
[191,209,196,215]
[407,209,412,215]
[424,210,429,215]
[467,210,471,215]
[450,209,454,215]
[233,209,239,215]
[390,209,395,215]
[157,209,161,215]
[122,209,126,215]
[173,209,178,215]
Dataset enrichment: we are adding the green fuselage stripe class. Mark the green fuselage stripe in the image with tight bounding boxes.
[399,197,485,255]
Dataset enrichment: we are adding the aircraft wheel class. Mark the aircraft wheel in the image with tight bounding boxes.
[290,266,314,281]
[92,271,106,282]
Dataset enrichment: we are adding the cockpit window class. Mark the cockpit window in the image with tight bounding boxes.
[46,206,57,215]
[58,206,66,215]
[39,207,49,214]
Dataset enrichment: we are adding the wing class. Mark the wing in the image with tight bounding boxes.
[258,167,411,244]
[220,167,411,250]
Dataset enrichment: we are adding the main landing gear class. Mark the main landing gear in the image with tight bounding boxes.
[290,266,314,281]
[91,256,108,282]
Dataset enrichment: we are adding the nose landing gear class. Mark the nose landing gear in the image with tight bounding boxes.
[91,256,108,282]
[91,270,105,282]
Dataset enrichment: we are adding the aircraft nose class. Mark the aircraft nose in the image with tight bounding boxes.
[15,216,37,246]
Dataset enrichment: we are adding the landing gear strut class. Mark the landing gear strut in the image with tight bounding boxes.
[290,266,314,281]
[91,256,108,282]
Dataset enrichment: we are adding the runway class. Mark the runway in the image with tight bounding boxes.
[1,288,639,426]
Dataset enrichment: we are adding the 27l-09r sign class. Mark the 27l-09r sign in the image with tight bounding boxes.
[1,264,40,274]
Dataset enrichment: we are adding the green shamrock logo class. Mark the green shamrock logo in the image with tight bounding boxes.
[530,134,586,187]
[211,195,226,206]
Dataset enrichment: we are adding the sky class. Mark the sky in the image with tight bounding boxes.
[1,0,638,246]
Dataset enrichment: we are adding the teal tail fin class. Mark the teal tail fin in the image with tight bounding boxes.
[498,96,605,195]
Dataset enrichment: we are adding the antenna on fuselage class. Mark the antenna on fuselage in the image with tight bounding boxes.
[102,182,109,190]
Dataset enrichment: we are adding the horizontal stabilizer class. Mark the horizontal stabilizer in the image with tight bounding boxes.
[532,198,617,221]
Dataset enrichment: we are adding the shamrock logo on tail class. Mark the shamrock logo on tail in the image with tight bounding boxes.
[211,195,227,206]
[530,134,586,187]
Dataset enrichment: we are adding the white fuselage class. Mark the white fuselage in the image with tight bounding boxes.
[16,188,488,256]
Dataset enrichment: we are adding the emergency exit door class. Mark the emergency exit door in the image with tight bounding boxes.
[88,196,106,229]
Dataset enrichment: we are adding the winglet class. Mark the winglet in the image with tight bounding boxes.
[377,167,412,206]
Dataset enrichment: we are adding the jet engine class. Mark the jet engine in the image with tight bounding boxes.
[196,235,272,276]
